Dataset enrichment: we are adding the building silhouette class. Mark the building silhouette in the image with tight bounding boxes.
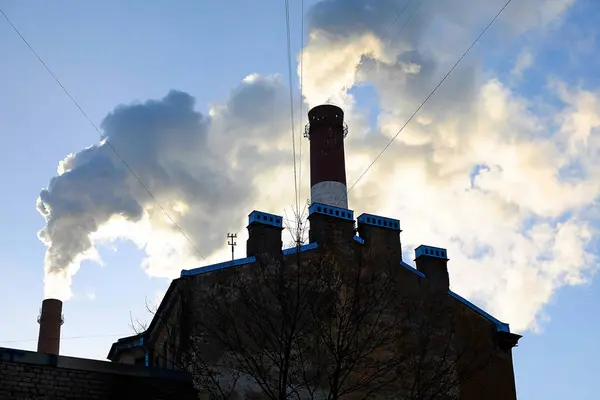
[108,104,522,399]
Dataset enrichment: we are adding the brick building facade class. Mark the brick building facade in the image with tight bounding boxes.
[0,347,196,399]
[108,104,522,399]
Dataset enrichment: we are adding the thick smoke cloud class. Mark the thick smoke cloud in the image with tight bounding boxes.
[38,0,597,335]
[299,0,597,332]
[38,77,291,300]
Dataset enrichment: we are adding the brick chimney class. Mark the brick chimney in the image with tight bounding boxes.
[356,213,402,263]
[305,104,349,209]
[415,245,450,291]
[37,298,64,355]
[246,210,283,258]
[304,104,357,246]
[308,203,355,245]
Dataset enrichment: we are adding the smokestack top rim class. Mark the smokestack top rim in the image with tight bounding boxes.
[39,298,64,325]
[42,298,63,304]
[41,298,64,309]
[308,104,344,122]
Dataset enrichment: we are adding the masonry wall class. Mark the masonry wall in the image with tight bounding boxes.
[132,214,519,399]
[453,307,519,400]
[0,347,197,400]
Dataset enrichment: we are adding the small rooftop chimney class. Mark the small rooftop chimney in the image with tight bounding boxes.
[37,298,64,355]
[246,210,284,258]
[415,245,450,291]
[356,213,402,263]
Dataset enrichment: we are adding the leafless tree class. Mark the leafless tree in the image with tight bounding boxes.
[131,219,495,399]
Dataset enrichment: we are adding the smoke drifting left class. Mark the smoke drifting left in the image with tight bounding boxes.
[37,80,291,300]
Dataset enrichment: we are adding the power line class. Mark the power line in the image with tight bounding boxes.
[298,0,305,208]
[0,333,129,345]
[356,0,422,79]
[354,0,426,86]
[0,8,206,261]
[228,3,304,232]
[336,0,514,207]
[246,1,418,227]
[250,1,419,227]
[381,0,418,45]
[284,0,300,218]
[390,0,427,43]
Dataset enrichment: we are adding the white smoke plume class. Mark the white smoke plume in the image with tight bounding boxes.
[37,0,599,335]
[37,78,292,300]
[300,0,597,332]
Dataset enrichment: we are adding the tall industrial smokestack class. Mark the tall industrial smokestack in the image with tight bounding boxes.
[37,298,64,355]
[305,104,349,209]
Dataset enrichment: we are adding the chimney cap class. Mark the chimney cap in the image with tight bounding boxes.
[309,202,354,221]
[357,213,400,231]
[248,210,283,229]
[415,245,448,260]
[308,104,344,125]
[38,298,64,325]
[41,298,63,305]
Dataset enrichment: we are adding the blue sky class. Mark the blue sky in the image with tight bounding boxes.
[1,1,599,399]
[0,0,297,359]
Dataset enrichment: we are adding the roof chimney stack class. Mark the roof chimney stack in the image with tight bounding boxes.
[37,298,64,355]
[305,104,349,209]
[415,245,450,291]
[246,210,284,259]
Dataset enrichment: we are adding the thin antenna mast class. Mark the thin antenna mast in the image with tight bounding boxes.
[227,233,237,261]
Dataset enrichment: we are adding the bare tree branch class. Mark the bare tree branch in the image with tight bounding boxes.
[128,218,499,399]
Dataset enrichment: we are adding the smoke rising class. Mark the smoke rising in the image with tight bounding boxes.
[299,0,597,332]
[38,79,291,300]
[37,0,599,335]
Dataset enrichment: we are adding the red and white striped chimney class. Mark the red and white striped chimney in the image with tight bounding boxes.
[305,104,349,209]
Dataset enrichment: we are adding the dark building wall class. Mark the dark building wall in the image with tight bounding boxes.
[0,347,197,400]
[453,306,520,400]
[356,217,402,265]
[246,223,283,259]
[308,210,355,246]
[122,211,519,399]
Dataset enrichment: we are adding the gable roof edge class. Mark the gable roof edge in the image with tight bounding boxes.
[448,290,511,333]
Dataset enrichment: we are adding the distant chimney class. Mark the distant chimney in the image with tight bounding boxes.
[37,298,64,355]
[415,245,450,291]
[305,104,349,209]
